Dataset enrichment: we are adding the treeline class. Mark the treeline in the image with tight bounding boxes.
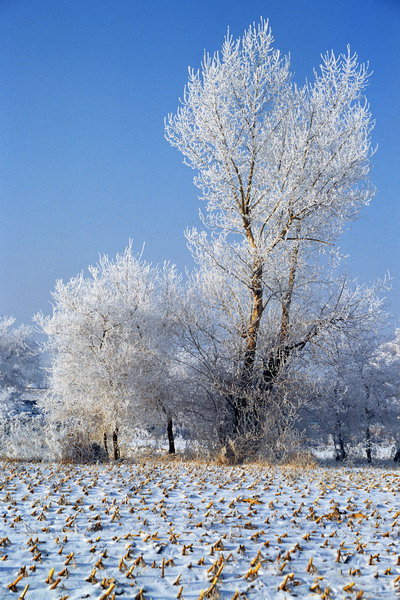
[1,248,399,463]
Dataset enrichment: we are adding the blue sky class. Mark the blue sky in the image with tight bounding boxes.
[1,0,399,326]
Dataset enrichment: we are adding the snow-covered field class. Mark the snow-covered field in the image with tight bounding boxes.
[0,461,400,599]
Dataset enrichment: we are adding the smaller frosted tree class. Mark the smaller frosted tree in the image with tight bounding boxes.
[0,316,40,412]
[35,244,181,459]
[371,329,400,459]
[299,284,392,462]
[0,316,41,456]
[0,316,39,394]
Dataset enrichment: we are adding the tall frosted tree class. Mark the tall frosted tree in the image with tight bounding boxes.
[166,19,376,458]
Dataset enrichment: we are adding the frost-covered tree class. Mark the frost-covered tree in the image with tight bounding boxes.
[0,316,42,457]
[182,262,387,460]
[35,245,181,459]
[297,295,400,463]
[371,329,400,459]
[374,329,400,402]
[166,19,377,459]
[0,316,40,394]
[0,316,40,413]
[304,330,382,462]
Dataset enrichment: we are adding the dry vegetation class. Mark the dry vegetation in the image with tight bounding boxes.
[0,460,399,599]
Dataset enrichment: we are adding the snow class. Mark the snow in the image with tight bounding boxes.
[0,461,399,599]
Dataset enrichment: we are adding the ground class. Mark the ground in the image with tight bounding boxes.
[0,460,399,599]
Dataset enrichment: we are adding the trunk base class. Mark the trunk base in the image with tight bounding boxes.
[113,429,120,460]
[167,417,176,455]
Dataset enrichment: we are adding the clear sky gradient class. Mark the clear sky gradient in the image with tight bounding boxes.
[1,0,399,326]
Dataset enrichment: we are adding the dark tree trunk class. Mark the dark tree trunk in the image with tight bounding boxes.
[227,258,265,459]
[103,432,109,457]
[365,398,373,464]
[394,448,400,462]
[157,401,176,456]
[279,237,299,345]
[112,428,120,460]
[226,230,310,462]
[365,426,372,463]
[335,433,347,462]
[242,260,264,383]
[231,234,304,460]
[167,416,176,455]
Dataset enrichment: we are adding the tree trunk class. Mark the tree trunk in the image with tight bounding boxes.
[233,258,263,427]
[259,239,300,389]
[112,427,120,460]
[232,228,301,460]
[242,259,264,382]
[394,448,400,462]
[279,238,299,344]
[365,425,372,464]
[233,219,300,458]
[365,407,372,464]
[219,258,264,461]
[103,432,109,457]
[335,433,346,462]
[167,416,176,455]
